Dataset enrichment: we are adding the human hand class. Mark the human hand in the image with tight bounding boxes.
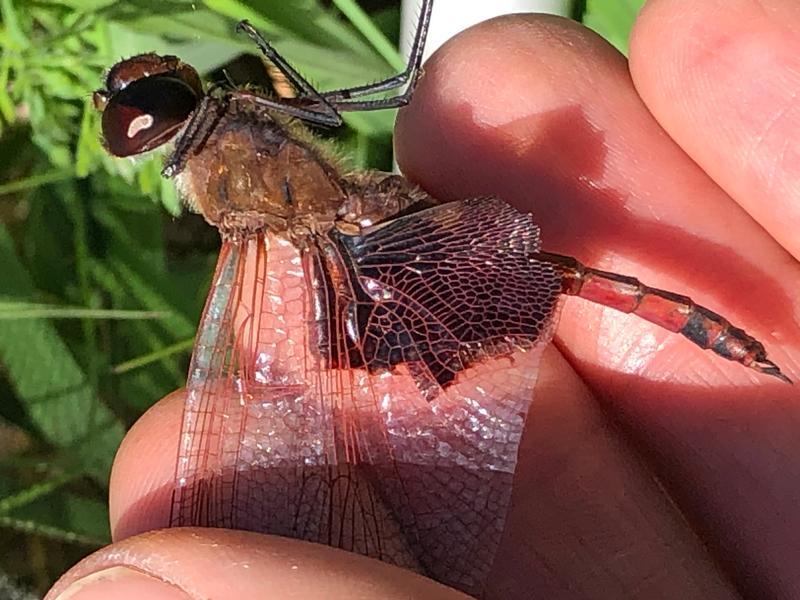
[396,1,800,596]
[46,1,800,599]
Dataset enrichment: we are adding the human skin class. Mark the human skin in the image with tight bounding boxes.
[46,1,800,598]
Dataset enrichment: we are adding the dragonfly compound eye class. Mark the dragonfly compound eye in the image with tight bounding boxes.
[99,74,200,157]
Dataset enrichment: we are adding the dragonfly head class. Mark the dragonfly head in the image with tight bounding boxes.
[94,54,203,157]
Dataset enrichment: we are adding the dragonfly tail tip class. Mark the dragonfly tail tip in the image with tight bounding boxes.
[754,358,793,384]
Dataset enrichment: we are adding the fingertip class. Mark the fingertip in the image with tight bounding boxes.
[630,0,800,260]
[394,12,646,259]
[109,390,185,540]
[395,13,626,200]
[46,529,468,600]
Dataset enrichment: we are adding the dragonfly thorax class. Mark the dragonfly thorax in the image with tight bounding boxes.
[177,99,347,239]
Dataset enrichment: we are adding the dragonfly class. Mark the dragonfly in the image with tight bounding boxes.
[93,1,789,596]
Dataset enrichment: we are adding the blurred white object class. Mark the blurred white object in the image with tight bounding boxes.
[400,0,573,60]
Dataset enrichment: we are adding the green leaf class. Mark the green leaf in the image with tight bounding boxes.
[0,0,29,50]
[0,51,15,124]
[582,0,646,55]
[74,99,98,177]
[0,225,124,481]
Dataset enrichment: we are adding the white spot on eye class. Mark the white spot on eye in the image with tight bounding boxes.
[127,113,154,138]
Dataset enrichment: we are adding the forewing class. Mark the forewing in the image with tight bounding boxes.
[171,198,562,597]
[172,237,420,566]
[172,237,417,567]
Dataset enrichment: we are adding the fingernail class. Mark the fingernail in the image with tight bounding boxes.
[53,566,191,600]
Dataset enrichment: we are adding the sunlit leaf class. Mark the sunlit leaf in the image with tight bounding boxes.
[582,0,646,55]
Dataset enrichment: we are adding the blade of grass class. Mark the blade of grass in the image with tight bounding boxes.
[99,259,195,337]
[89,260,187,385]
[0,474,76,515]
[0,171,73,196]
[0,303,168,320]
[113,337,194,374]
[0,515,105,547]
[203,0,285,36]
[60,182,100,389]
[74,98,97,178]
[331,0,403,70]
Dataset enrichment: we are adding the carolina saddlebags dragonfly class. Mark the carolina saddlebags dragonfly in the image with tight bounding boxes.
[93,0,789,596]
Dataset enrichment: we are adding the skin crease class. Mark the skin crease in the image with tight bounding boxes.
[48,2,800,599]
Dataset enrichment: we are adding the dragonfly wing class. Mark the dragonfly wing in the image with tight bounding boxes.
[172,197,563,597]
[172,237,419,566]
[330,197,562,592]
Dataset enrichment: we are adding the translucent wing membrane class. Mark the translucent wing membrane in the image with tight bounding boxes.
[172,199,562,597]
[332,198,562,393]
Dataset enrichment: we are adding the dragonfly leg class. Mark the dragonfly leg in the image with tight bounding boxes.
[539,252,791,383]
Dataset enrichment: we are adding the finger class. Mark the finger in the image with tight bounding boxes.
[394,12,800,598]
[110,349,740,598]
[491,346,737,599]
[108,390,181,540]
[395,13,800,389]
[630,0,800,260]
[44,528,466,600]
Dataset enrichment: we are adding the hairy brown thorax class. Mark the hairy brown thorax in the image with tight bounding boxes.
[176,98,430,243]
[177,99,345,239]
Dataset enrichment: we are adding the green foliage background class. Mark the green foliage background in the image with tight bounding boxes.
[0,0,643,595]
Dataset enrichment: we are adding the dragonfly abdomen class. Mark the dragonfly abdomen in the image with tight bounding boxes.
[542,252,790,382]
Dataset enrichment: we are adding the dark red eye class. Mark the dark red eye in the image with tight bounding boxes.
[100,75,199,157]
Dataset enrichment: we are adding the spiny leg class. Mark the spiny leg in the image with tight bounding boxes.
[162,95,228,178]
[234,0,435,122]
[234,21,343,126]
[322,0,435,111]
[540,252,791,383]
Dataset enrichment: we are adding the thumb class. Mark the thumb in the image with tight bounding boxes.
[45,528,468,600]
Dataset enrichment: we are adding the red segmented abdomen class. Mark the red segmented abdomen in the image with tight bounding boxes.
[541,252,790,382]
